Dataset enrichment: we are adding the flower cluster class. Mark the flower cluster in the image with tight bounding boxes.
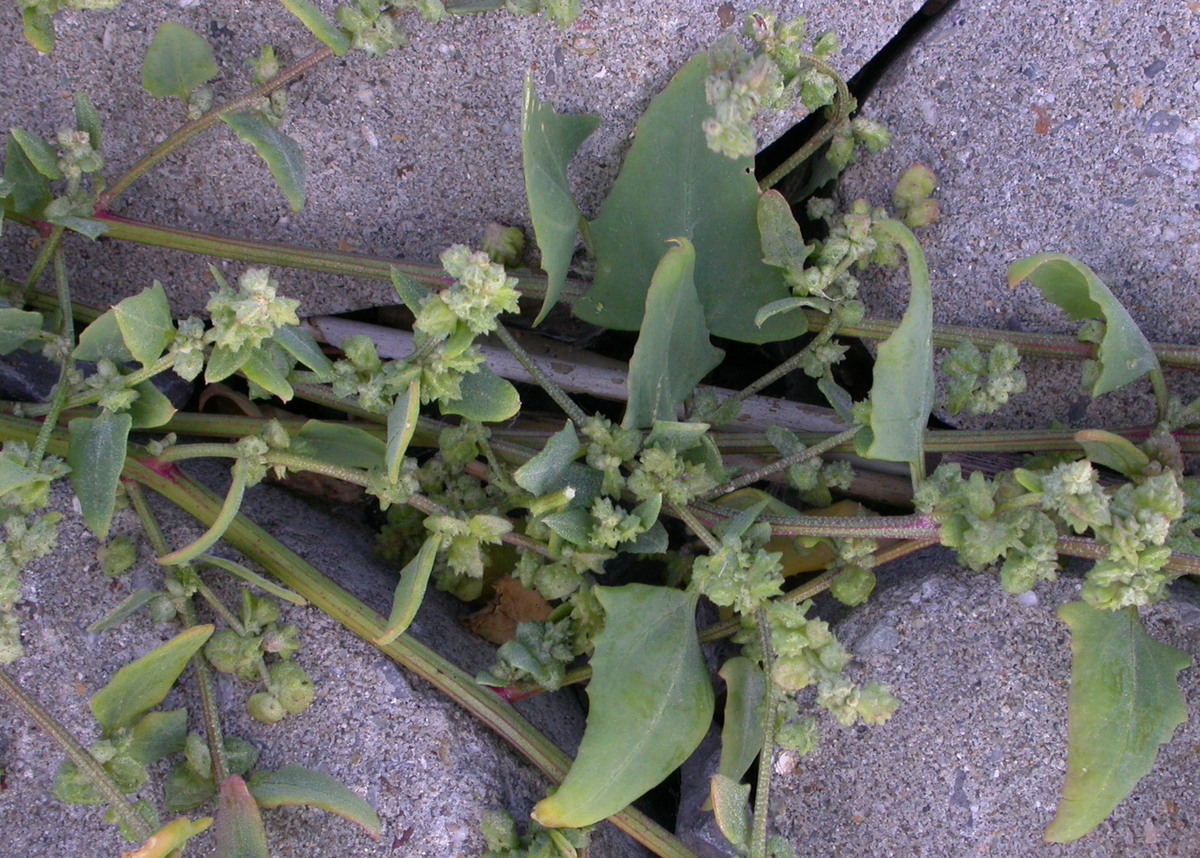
[942,341,1027,417]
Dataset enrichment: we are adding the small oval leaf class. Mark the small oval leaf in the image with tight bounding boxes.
[373,533,440,646]
[439,366,520,423]
[90,625,214,732]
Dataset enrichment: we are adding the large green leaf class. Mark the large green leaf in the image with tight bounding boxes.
[114,282,173,368]
[1045,602,1191,843]
[439,366,520,422]
[214,775,269,858]
[521,75,599,325]
[1008,253,1160,397]
[0,308,43,354]
[623,238,723,429]
[74,309,133,363]
[247,765,381,839]
[141,22,218,99]
[67,411,132,540]
[863,220,933,472]
[280,0,350,56]
[90,625,214,732]
[220,111,306,212]
[532,584,714,828]
[2,134,52,215]
[574,55,792,344]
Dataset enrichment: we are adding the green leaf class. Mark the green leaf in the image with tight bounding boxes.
[1008,253,1160,397]
[247,765,381,839]
[90,625,214,732]
[709,774,752,855]
[196,554,307,606]
[122,816,213,858]
[0,308,43,354]
[74,92,102,150]
[241,344,294,401]
[864,220,933,473]
[540,507,593,545]
[1074,429,1151,479]
[521,75,599,325]
[3,134,53,215]
[127,709,189,766]
[21,8,56,54]
[622,238,724,430]
[389,267,428,310]
[86,587,159,633]
[0,456,45,496]
[715,657,766,796]
[115,282,173,368]
[296,420,385,470]
[280,0,351,56]
[758,189,812,272]
[128,380,177,429]
[164,761,217,812]
[272,324,333,378]
[575,55,792,344]
[532,584,714,828]
[67,411,133,540]
[513,421,580,496]
[220,112,306,212]
[9,127,62,180]
[386,380,420,483]
[214,775,270,858]
[47,214,111,239]
[439,365,520,422]
[141,22,219,99]
[374,533,441,646]
[1045,602,1191,843]
[205,343,253,384]
[74,309,133,362]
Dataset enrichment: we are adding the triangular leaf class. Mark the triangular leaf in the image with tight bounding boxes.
[521,75,599,324]
[623,238,724,430]
[90,625,214,732]
[241,343,294,401]
[74,309,132,363]
[220,111,306,212]
[1045,602,1191,843]
[513,421,580,496]
[531,584,714,828]
[114,282,173,368]
[1008,253,1160,397]
[0,308,43,355]
[2,134,52,215]
[575,55,793,343]
[439,365,520,423]
[67,411,132,540]
[247,765,381,839]
[141,22,218,99]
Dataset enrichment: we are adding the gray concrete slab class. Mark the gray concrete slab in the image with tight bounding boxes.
[771,549,1200,857]
[837,0,1200,428]
[1,0,913,318]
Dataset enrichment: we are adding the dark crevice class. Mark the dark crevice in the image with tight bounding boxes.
[754,0,960,188]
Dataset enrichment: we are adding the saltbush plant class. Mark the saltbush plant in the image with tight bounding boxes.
[2,2,1198,856]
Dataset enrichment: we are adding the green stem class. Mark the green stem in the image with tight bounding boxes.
[494,323,588,426]
[0,666,154,841]
[16,224,65,307]
[733,320,840,406]
[749,609,778,858]
[157,459,249,565]
[97,48,334,209]
[672,502,723,553]
[758,55,853,191]
[703,426,859,499]
[26,244,75,465]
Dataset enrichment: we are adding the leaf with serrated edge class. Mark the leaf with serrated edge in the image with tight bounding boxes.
[532,584,713,828]
[865,220,932,471]
[1045,602,1190,843]
[623,238,724,430]
[90,625,214,732]
[68,411,132,540]
[247,765,381,839]
[576,56,792,343]
[439,366,520,423]
[1008,253,1160,397]
[221,111,306,212]
[374,534,440,645]
[141,22,218,99]
[114,282,173,368]
[521,75,599,324]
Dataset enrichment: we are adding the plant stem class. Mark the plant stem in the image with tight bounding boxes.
[672,502,723,553]
[0,666,154,841]
[26,244,74,465]
[97,48,334,209]
[749,609,778,858]
[703,426,859,499]
[758,55,853,191]
[733,323,839,406]
[494,323,588,426]
[16,224,65,307]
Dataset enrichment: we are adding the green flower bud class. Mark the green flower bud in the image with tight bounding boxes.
[247,692,286,724]
[260,623,301,658]
[481,223,525,269]
[268,660,315,714]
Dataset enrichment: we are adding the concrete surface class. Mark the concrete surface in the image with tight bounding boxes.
[771,548,1200,857]
[0,472,645,857]
[837,0,1200,429]
[1,0,913,318]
